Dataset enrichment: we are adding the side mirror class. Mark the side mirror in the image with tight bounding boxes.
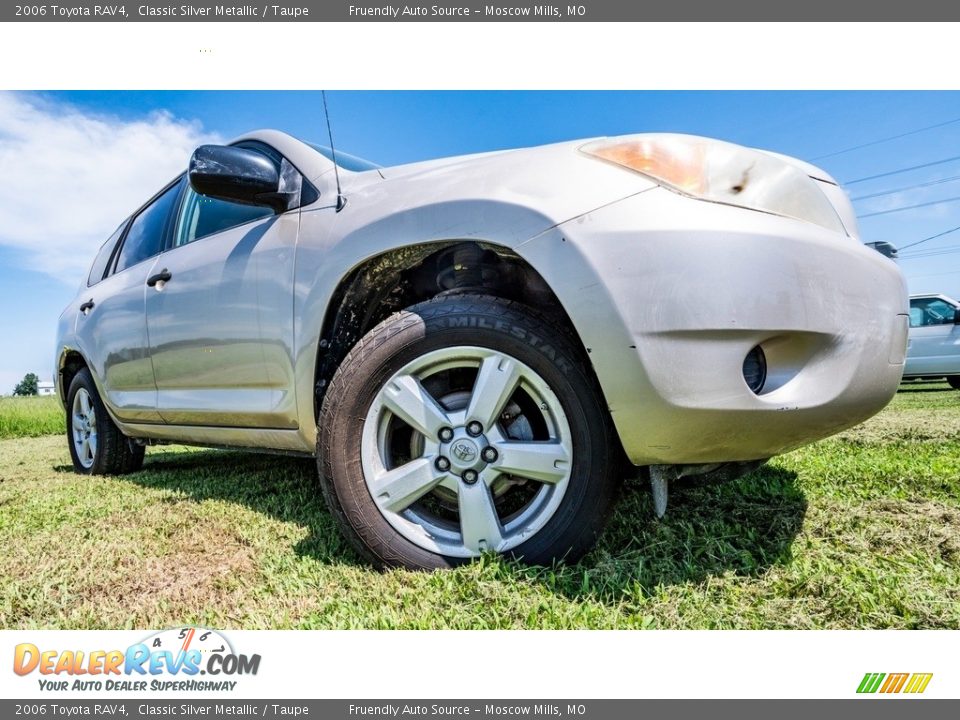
[954,308,960,324]
[188,145,286,211]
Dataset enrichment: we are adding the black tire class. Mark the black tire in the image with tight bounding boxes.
[948,376,960,390]
[66,368,145,475]
[317,294,621,570]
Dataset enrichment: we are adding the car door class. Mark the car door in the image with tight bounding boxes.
[906,296,960,375]
[144,146,300,429]
[75,180,183,423]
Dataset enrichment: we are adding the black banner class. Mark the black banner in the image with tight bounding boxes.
[2,0,957,22]
[1,700,957,719]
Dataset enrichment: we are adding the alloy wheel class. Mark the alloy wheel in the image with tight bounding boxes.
[71,388,98,469]
[360,346,573,557]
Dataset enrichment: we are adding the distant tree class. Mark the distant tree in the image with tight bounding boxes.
[13,372,39,396]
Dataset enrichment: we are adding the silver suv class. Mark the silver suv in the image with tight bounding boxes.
[56,130,908,568]
[903,294,960,389]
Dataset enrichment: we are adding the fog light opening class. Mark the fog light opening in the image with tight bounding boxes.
[742,345,767,394]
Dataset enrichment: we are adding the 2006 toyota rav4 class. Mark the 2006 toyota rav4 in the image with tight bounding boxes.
[56,131,909,569]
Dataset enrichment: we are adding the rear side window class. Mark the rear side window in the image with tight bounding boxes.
[114,180,182,274]
[87,221,127,286]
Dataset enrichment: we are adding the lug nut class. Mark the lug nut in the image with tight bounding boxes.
[461,469,479,484]
[481,447,498,463]
[438,427,454,443]
[435,456,451,472]
[466,421,483,437]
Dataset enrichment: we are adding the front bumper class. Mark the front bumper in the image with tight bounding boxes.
[522,188,909,465]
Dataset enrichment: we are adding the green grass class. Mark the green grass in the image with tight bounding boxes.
[0,383,957,629]
[0,396,64,439]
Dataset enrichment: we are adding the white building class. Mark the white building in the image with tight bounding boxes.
[37,381,56,397]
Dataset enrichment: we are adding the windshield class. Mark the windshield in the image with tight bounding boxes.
[305,142,381,172]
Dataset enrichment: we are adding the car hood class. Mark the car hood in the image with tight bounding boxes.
[313,134,855,240]
[374,139,590,182]
[374,139,840,187]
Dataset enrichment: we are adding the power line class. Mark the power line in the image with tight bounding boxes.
[812,116,960,161]
[900,269,960,280]
[898,224,960,252]
[899,245,960,259]
[843,155,960,185]
[850,174,960,202]
[899,245,960,260]
[858,195,960,219]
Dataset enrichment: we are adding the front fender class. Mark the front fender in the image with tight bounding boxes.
[289,141,656,449]
[290,198,568,449]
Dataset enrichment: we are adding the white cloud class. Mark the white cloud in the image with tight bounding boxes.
[0,92,222,283]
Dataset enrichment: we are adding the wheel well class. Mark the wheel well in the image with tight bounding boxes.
[313,240,582,417]
[59,351,88,403]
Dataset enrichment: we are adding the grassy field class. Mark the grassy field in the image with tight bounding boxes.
[0,395,64,439]
[0,384,957,629]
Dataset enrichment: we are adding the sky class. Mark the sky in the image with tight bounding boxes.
[2,90,960,394]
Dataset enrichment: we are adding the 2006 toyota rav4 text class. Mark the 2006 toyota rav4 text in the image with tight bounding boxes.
[56,131,909,569]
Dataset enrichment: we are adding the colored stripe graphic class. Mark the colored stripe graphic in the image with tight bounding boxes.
[857,672,932,694]
[857,673,885,693]
[904,673,933,694]
[880,673,909,693]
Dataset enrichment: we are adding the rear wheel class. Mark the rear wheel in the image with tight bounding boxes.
[948,376,960,390]
[318,294,620,569]
[66,368,145,475]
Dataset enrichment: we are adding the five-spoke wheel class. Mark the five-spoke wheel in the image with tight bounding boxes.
[361,346,573,557]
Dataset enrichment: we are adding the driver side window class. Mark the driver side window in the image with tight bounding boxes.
[909,298,956,327]
[174,186,274,248]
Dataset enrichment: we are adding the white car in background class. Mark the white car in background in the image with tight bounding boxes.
[56,131,909,569]
[904,294,960,389]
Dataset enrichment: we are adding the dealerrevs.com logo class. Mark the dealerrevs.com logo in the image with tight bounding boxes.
[13,627,261,692]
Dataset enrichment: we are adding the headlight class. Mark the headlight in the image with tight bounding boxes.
[581,134,845,234]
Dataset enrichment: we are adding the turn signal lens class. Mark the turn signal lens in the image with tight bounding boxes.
[585,136,709,195]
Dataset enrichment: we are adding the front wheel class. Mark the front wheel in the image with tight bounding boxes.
[318,295,621,570]
[66,368,145,475]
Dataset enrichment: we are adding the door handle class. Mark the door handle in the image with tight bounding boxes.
[146,269,172,287]
[79,299,95,314]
